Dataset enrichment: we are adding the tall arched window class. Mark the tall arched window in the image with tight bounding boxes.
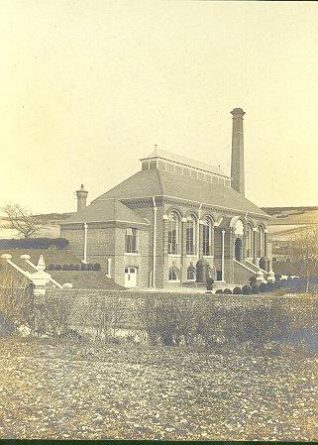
[234,219,244,236]
[202,217,213,256]
[187,265,196,281]
[258,226,265,258]
[246,224,253,258]
[234,219,244,262]
[168,212,179,255]
[169,268,178,281]
[186,214,196,255]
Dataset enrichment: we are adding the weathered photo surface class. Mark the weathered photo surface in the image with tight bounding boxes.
[0,1,317,441]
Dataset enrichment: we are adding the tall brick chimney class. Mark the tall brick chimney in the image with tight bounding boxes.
[76,184,88,212]
[231,107,245,195]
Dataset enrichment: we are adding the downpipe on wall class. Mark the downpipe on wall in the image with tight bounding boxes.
[152,197,157,287]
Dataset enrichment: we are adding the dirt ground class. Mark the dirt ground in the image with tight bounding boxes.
[0,337,317,440]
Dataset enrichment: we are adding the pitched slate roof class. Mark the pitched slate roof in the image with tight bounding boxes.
[94,169,269,218]
[61,198,149,225]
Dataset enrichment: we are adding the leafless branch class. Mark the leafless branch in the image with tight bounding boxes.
[1,203,41,238]
[290,224,318,292]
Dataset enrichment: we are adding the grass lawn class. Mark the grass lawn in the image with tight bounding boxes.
[0,337,317,440]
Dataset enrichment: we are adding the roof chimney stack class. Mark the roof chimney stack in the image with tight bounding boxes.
[76,184,88,212]
[231,107,245,195]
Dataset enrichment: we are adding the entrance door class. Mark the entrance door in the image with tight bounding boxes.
[125,267,138,287]
[235,238,243,262]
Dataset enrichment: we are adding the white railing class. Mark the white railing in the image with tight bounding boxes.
[1,253,71,296]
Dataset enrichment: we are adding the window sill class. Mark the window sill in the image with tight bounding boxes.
[168,254,181,257]
[125,252,139,256]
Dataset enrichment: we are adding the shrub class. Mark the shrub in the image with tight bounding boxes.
[47,264,55,270]
[34,294,72,337]
[274,279,282,289]
[32,291,295,349]
[50,263,100,272]
[206,277,214,291]
[223,288,232,295]
[251,285,259,294]
[275,273,282,282]
[259,282,267,293]
[267,282,275,292]
[233,287,242,295]
[143,297,199,346]
[231,303,291,344]
[242,285,252,295]
[0,263,34,334]
[215,289,223,294]
[280,278,287,287]
[274,288,286,296]
[249,276,257,286]
[69,294,128,342]
[0,237,69,250]
[289,277,304,293]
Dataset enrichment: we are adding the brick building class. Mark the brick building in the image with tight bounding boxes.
[61,108,271,288]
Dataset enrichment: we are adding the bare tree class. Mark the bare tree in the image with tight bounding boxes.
[290,224,318,293]
[1,203,40,238]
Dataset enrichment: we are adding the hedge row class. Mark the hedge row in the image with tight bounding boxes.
[0,238,69,250]
[143,297,294,347]
[215,276,312,295]
[46,263,101,271]
[30,291,296,347]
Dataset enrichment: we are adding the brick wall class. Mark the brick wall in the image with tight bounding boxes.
[61,200,268,288]
[60,225,84,260]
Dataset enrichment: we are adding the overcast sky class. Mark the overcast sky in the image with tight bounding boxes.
[1,1,317,214]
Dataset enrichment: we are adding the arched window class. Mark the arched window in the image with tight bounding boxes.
[258,226,265,258]
[187,265,196,281]
[186,214,196,255]
[245,224,253,258]
[168,212,179,255]
[234,219,244,236]
[168,268,178,281]
[202,217,213,256]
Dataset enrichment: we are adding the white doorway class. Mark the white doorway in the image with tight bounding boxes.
[125,267,138,287]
